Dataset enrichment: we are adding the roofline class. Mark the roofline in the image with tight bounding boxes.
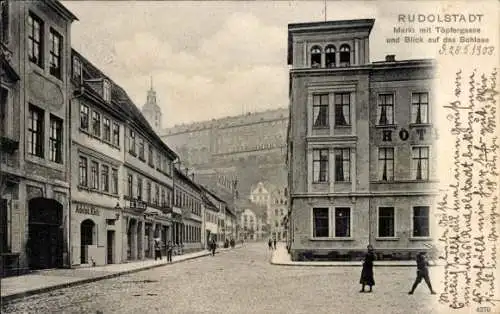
[174,168,202,192]
[288,19,375,65]
[46,0,79,21]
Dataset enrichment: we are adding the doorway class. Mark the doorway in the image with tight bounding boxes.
[28,198,63,270]
[80,219,95,264]
[107,230,115,264]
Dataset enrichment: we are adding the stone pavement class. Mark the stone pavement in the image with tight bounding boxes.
[271,243,439,267]
[1,246,239,303]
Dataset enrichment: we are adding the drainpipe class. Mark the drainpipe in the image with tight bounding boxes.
[68,86,85,268]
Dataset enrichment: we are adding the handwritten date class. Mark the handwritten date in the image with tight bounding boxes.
[439,44,495,56]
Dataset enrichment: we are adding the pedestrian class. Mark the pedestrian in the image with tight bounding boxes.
[154,239,162,260]
[268,238,273,250]
[359,244,375,292]
[166,241,173,263]
[408,252,437,295]
[273,238,277,250]
[211,238,217,256]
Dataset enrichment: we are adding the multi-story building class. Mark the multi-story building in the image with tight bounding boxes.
[200,185,227,246]
[173,167,203,252]
[70,50,178,266]
[1,0,77,275]
[269,186,288,241]
[287,19,437,261]
[236,199,266,241]
[224,206,237,241]
[201,190,219,248]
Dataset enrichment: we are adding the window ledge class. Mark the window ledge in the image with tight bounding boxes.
[409,237,432,241]
[312,181,329,185]
[77,185,119,198]
[375,124,398,129]
[409,123,432,128]
[312,126,330,130]
[375,237,400,241]
[309,237,354,241]
[334,125,352,129]
[129,150,137,157]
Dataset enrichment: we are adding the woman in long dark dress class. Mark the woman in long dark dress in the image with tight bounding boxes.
[360,244,375,292]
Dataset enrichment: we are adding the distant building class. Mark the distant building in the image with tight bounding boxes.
[161,108,289,200]
[141,78,162,132]
[287,19,437,261]
[269,186,288,241]
[236,199,266,241]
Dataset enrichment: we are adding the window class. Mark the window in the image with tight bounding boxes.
[412,92,429,124]
[129,130,136,154]
[378,147,394,181]
[413,206,430,237]
[137,177,143,200]
[339,44,351,66]
[111,168,118,194]
[161,189,166,206]
[312,149,328,183]
[312,208,329,237]
[1,1,9,43]
[103,117,111,142]
[49,28,62,79]
[49,115,63,163]
[0,87,6,135]
[0,199,8,253]
[72,56,82,81]
[310,46,321,68]
[334,148,350,182]
[90,161,99,189]
[101,165,109,192]
[139,138,145,160]
[378,94,394,125]
[80,104,89,131]
[156,152,161,170]
[155,185,159,205]
[127,174,133,197]
[378,207,395,237]
[325,45,336,68]
[112,122,119,146]
[412,147,429,180]
[335,207,350,237]
[28,105,44,157]
[313,94,329,128]
[334,93,350,126]
[28,13,43,67]
[146,181,152,203]
[79,157,88,186]
[148,144,154,166]
[103,80,111,102]
[91,111,101,137]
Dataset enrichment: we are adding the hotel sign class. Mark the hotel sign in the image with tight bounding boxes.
[130,199,147,211]
[75,204,100,216]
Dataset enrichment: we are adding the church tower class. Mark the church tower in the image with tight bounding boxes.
[141,77,162,132]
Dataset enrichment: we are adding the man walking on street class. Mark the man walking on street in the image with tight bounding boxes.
[408,252,437,295]
[154,239,162,260]
[166,241,173,263]
[273,238,277,250]
[211,238,217,256]
[268,238,273,250]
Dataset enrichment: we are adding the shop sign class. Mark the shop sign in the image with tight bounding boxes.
[75,204,100,216]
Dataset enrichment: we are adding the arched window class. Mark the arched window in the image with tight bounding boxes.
[339,44,351,66]
[310,46,322,68]
[325,45,336,68]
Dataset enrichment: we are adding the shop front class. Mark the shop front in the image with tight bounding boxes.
[71,201,123,267]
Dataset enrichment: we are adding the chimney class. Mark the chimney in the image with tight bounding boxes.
[385,54,396,62]
[191,173,195,181]
[185,167,189,175]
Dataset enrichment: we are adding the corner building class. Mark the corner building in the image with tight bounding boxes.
[1,0,76,275]
[287,19,438,261]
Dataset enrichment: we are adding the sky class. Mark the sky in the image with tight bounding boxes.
[62,1,497,128]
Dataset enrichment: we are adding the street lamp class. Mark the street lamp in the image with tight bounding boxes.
[114,202,121,220]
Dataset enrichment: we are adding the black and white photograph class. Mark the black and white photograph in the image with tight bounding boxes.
[0,1,498,313]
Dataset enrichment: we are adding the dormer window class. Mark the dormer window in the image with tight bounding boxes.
[103,79,111,102]
[72,56,82,81]
[339,44,351,66]
[325,45,336,68]
[310,46,322,68]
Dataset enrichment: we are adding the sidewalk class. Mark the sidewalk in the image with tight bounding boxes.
[271,244,441,267]
[1,246,239,303]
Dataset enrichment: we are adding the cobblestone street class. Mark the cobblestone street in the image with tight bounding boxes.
[2,243,447,314]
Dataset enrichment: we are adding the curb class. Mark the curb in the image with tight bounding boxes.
[1,247,240,304]
[270,256,441,267]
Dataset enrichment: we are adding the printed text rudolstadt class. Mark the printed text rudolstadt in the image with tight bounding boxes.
[398,14,484,23]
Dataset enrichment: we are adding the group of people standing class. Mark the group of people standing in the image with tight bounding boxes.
[268,238,277,250]
[153,239,174,263]
[359,244,436,295]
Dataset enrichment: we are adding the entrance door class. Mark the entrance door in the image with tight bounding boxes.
[107,230,114,264]
[80,219,95,264]
[28,198,63,270]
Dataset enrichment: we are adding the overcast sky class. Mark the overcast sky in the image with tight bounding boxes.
[62,1,496,128]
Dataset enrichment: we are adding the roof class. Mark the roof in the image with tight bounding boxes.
[174,168,202,192]
[288,19,375,65]
[46,0,79,21]
[72,49,178,160]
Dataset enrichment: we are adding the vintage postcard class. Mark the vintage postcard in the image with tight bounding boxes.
[0,0,498,313]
